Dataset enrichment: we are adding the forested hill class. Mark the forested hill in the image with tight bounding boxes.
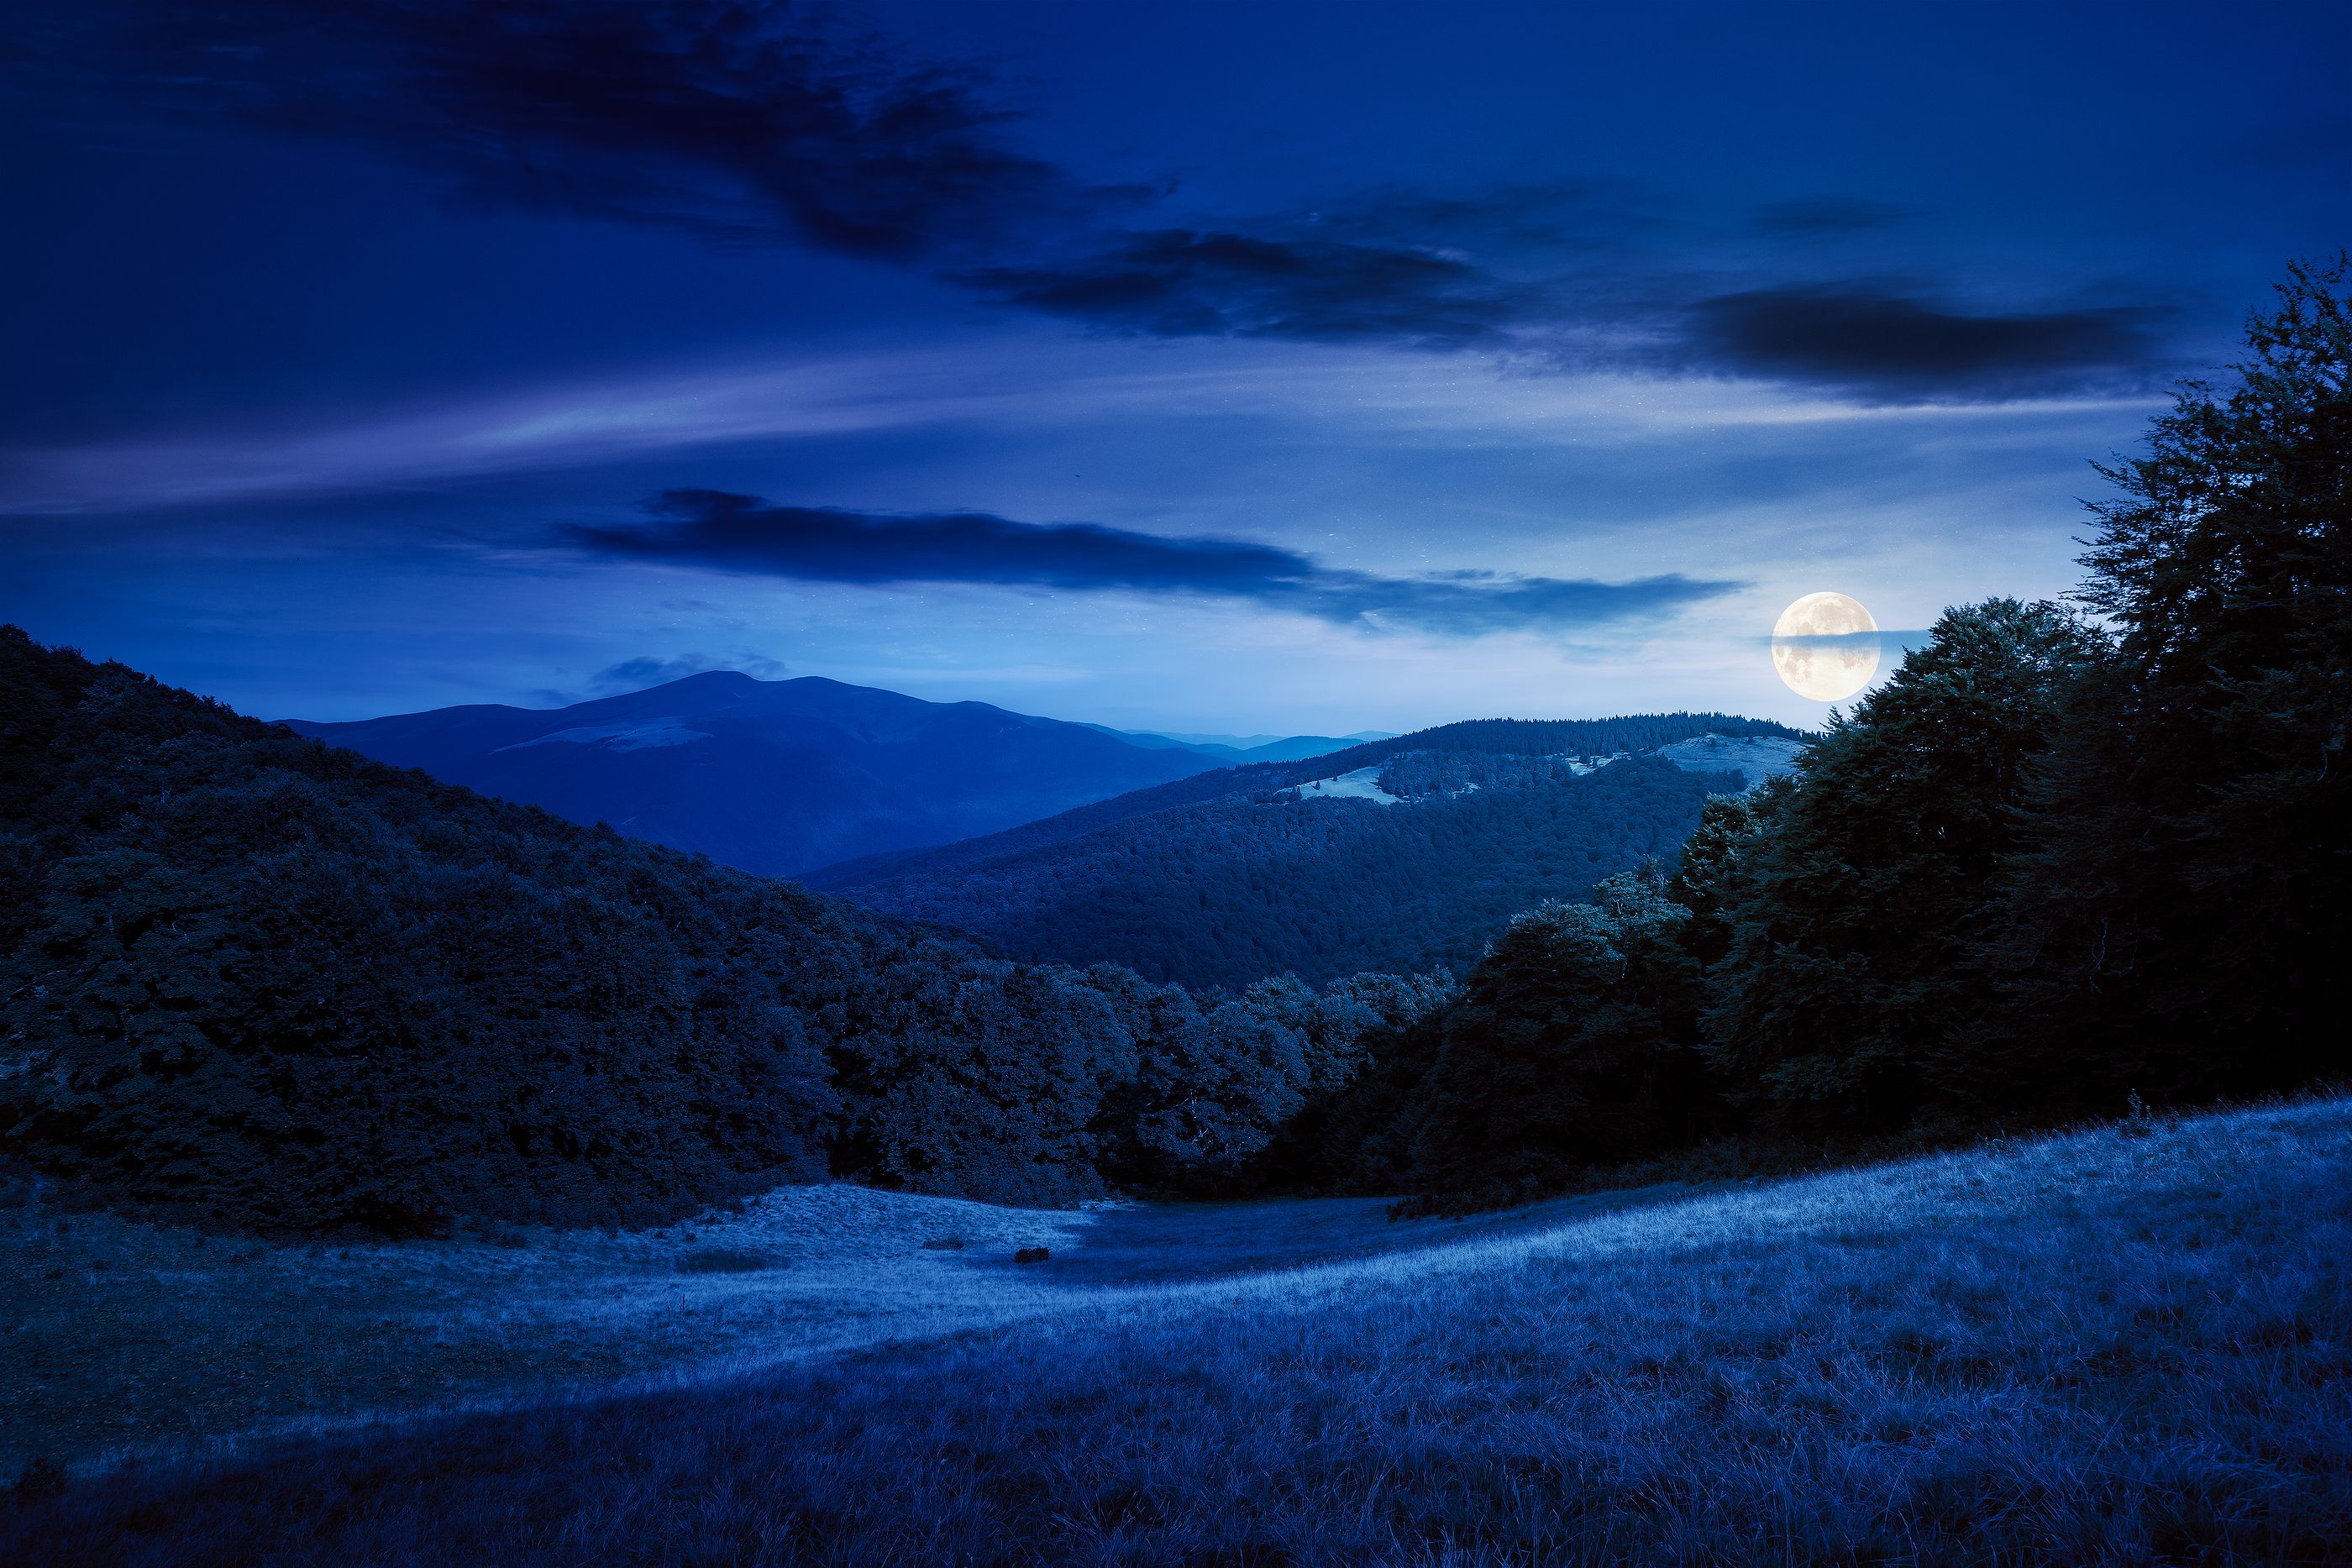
[0,629,1441,1234]
[805,714,1800,894]
[821,717,1809,990]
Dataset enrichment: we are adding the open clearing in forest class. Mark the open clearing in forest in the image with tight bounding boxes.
[8,1099,2350,1564]
[3,1154,1701,1475]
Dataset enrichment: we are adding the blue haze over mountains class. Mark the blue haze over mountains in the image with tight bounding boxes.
[285,672,1389,877]
[1079,726,1400,765]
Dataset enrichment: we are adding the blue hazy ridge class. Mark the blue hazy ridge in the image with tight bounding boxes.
[282,671,1235,877]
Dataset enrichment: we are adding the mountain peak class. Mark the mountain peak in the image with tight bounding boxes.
[281,674,1236,874]
[658,669,764,688]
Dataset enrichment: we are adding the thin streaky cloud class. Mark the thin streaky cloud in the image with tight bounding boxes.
[0,340,2166,517]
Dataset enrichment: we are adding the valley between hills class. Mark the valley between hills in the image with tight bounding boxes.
[5,263,2351,1565]
[6,5,2347,1560]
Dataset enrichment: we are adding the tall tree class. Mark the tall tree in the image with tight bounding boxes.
[1402,868,1709,1207]
[2000,257,2352,1099]
[1706,599,2100,1127]
[1667,791,1760,970]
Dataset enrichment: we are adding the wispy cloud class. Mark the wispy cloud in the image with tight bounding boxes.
[522,650,789,706]
[15,0,2183,404]
[63,0,1084,261]
[568,490,1741,637]
[959,229,1537,349]
[0,343,1118,513]
[592,650,786,690]
[0,337,2162,517]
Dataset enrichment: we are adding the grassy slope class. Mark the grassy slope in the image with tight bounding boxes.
[0,1177,1709,1476]
[11,1099,2350,1564]
[0,1185,1101,1476]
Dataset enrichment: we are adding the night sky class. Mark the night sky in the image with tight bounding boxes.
[4,1,2345,731]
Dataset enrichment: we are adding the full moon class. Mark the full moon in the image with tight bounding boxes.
[1772,592,1880,702]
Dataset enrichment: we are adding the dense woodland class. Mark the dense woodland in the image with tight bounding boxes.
[805,713,1797,889]
[1292,261,2352,1208]
[3,263,2344,1233]
[0,633,1442,1230]
[832,747,1784,989]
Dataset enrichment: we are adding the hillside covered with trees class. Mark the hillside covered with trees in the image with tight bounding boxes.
[1291,260,2352,1210]
[819,717,1806,989]
[0,631,1441,1232]
[7,264,2343,1238]
[805,714,1798,889]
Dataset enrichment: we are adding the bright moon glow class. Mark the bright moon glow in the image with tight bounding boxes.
[1772,592,1880,702]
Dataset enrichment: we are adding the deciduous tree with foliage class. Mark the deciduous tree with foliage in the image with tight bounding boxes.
[1666,791,1758,970]
[1999,257,2352,1102]
[1704,598,2101,1127]
[1394,868,1710,1209]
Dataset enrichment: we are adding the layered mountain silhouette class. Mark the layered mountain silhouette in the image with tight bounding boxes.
[283,673,1243,876]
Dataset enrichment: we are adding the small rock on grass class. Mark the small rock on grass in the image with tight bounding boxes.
[1014,1246,1050,1265]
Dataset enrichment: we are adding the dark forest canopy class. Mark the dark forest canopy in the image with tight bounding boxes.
[0,629,1441,1232]
[6,260,2343,1234]
[829,751,1771,990]
[1293,258,2352,1209]
[1994,258,2352,1096]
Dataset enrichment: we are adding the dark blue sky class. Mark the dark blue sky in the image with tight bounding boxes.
[3,0,2344,728]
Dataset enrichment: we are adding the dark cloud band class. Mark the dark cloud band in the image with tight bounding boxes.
[960,229,1534,348]
[570,490,1740,635]
[24,0,2180,401]
[1683,288,2171,399]
[55,0,1074,260]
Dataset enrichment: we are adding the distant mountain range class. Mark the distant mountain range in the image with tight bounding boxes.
[281,673,1809,980]
[812,716,1811,989]
[282,674,1376,878]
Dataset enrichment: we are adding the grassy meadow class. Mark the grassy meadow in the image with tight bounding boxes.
[8,1098,2350,1564]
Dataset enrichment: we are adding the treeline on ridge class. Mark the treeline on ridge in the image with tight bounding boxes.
[832,753,1758,989]
[5,262,2342,1235]
[1285,260,2352,1209]
[803,712,1798,891]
